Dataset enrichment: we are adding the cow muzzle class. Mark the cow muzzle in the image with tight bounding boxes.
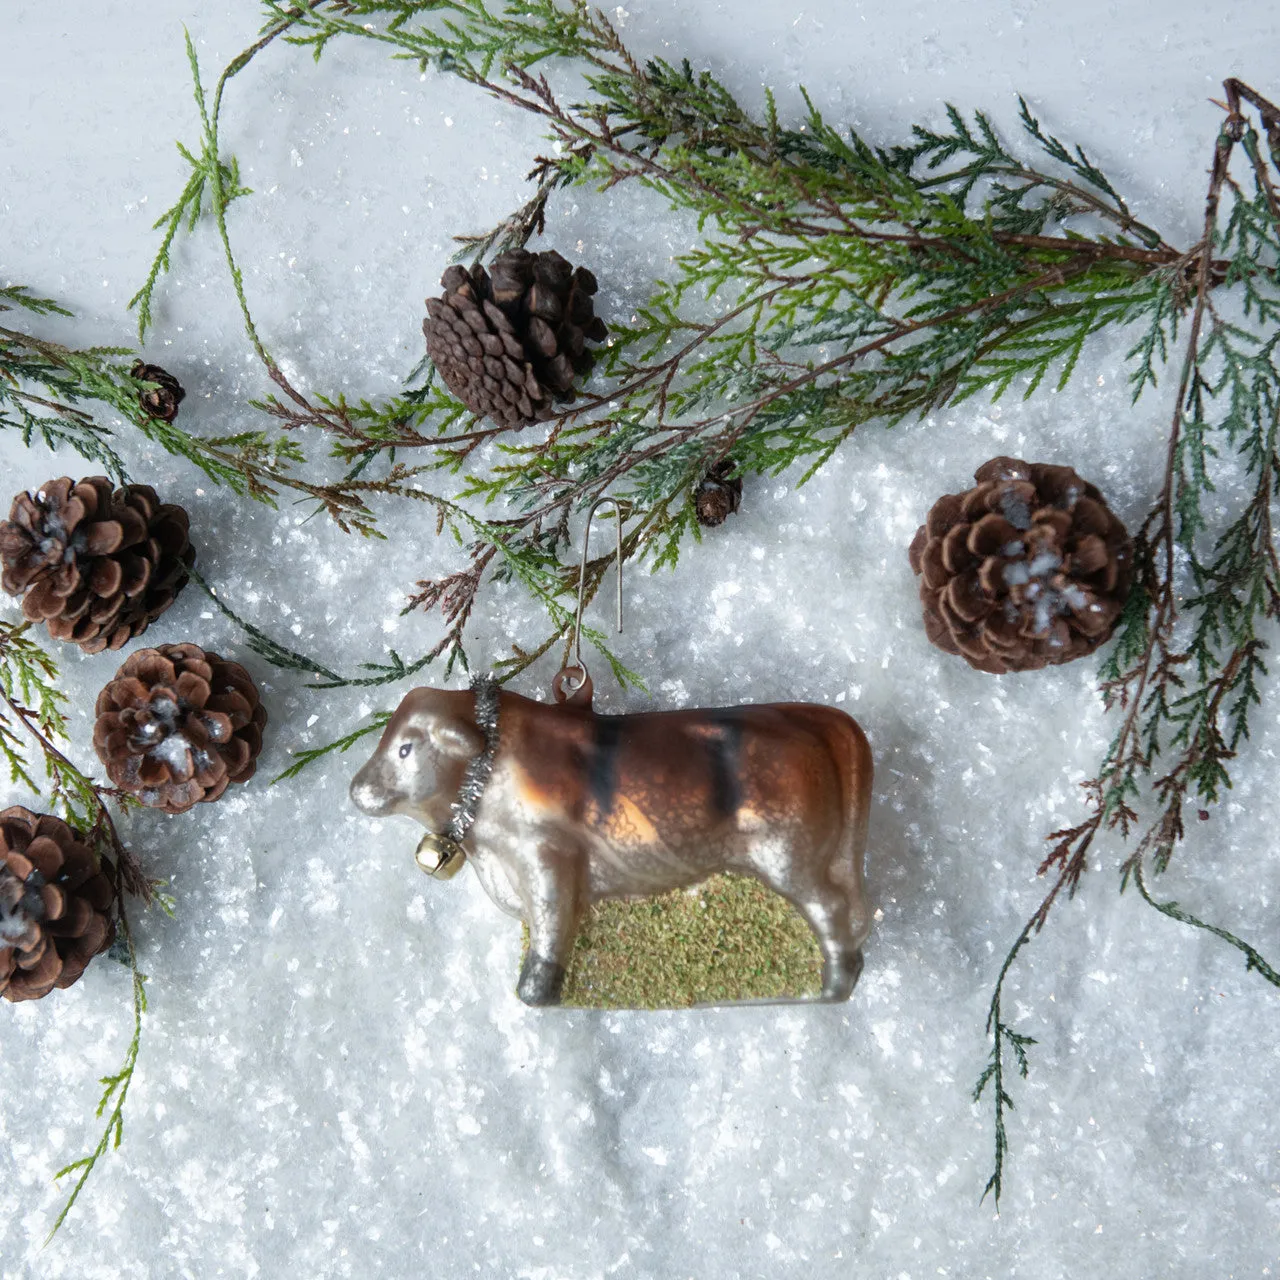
[348,765,394,816]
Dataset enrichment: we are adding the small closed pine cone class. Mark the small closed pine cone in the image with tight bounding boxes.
[694,460,743,528]
[1,807,116,1003]
[130,360,186,424]
[424,249,608,429]
[908,456,1133,674]
[94,643,267,814]
[0,476,195,654]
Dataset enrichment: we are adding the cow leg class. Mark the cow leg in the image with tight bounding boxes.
[517,952,566,1007]
[794,893,863,1002]
[745,840,863,1001]
[514,848,582,1007]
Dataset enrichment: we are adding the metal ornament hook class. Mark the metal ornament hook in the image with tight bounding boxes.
[557,495,624,700]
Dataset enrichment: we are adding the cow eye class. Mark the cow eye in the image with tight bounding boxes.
[398,742,414,759]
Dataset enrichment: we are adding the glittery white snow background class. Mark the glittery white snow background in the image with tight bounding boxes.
[3,2,1280,1276]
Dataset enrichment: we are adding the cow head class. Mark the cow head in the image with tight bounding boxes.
[348,689,484,827]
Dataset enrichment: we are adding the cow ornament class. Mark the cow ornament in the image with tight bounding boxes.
[348,500,874,1008]
[349,670,874,1007]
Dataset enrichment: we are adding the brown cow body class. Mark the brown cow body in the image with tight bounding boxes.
[350,687,873,1006]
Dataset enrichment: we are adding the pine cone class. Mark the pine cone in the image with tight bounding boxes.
[0,807,115,1003]
[93,643,267,814]
[0,476,195,654]
[908,456,1133,674]
[130,360,186,423]
[424,249,608,429]
[694,460,743,527]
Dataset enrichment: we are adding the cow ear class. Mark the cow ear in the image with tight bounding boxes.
[428,718,484,759]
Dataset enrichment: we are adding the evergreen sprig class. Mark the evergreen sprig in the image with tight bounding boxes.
[132,1,1280,1209]
[1,280,422,688]
[0,620,155,1241]
[45,917,148,1245]
[143,0,1207,686]
[977,80,1280,1204]
[0,283,326,505]
[272,709,392,782]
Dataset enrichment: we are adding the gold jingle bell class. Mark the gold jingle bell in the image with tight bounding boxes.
[415,832,467,880]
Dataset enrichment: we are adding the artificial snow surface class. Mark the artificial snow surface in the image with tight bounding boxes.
[3,2,1280,1276]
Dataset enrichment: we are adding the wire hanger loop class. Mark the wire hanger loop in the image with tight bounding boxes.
[556,495,624,700]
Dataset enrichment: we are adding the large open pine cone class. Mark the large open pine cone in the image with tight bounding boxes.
[1,807,115,1003]
[94,643,267,814]
[908,456,1133,674]
[424,249,608,429]
[0,476,195,654]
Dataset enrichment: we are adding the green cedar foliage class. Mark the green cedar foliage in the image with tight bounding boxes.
[0,285,313,503]
[142,0,1211,709]
[0,621,159,1241]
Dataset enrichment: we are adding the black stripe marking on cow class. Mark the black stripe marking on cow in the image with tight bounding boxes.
[707,713,743,819]
[589,715,624,816]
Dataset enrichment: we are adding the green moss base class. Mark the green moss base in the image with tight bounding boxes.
[520,873,824,1009]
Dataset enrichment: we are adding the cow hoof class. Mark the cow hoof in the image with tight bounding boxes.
[518,953,567,1007]
[820,949,863,1002]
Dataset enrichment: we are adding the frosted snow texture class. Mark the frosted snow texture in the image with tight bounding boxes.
[3,2,1280,1276]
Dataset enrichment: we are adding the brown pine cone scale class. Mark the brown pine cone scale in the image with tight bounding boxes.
[424,249,607,429]
[94,644,267,814]
[908,456,1133,674]
[1,476,195,654]
[1,807,115,1002]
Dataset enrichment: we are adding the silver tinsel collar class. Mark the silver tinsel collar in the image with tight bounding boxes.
[445,673,501,846]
